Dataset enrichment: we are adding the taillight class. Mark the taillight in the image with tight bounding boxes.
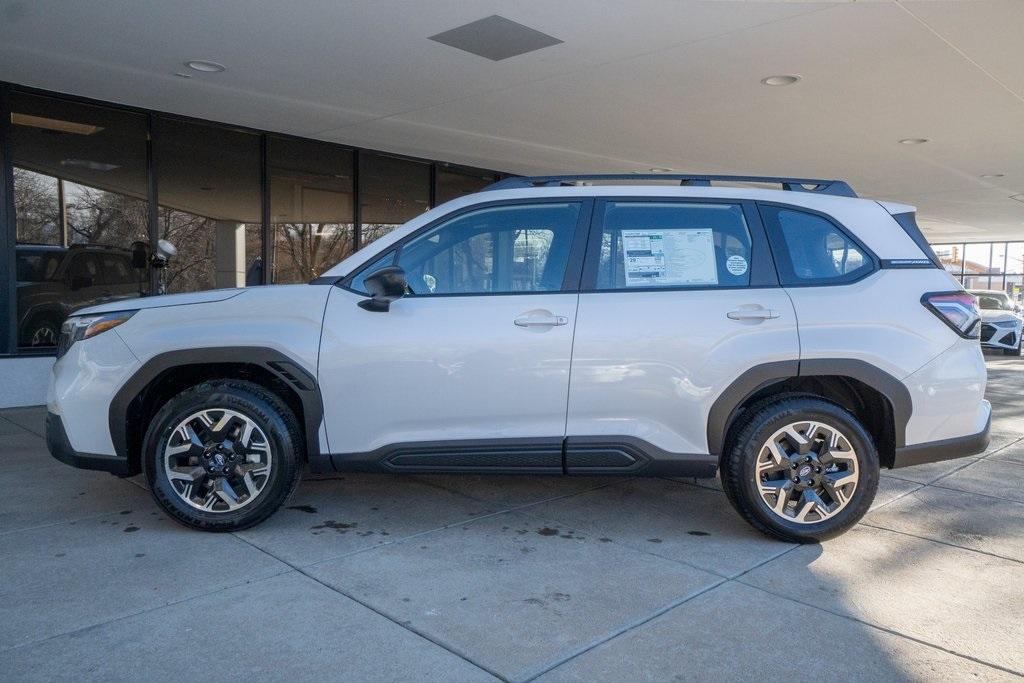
[921,291,980,338]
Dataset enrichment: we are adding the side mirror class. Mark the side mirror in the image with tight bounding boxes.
[69,275,93,290]
[357,266,408,312]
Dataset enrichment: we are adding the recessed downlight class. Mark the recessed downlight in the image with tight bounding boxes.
[761,74,800,87]
[981,173,1004,178]
[898,138,929,145]
[649,167,674,173]
[185,60,226,73]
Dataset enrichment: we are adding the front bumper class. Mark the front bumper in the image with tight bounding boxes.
[980,321,1021,350]
[46,411,131,475]
[892,411,990,468]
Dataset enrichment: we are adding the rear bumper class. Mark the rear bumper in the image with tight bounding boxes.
[46,411,131,475]
[892,411,990,468]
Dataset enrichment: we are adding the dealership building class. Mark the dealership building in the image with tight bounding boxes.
[2,1,1023,406]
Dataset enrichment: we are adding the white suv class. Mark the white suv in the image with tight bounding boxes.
[46,174,991,542]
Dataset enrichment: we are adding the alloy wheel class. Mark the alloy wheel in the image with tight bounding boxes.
[163,408,272,512]
[754,421,859,524]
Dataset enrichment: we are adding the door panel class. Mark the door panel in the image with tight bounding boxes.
[320,289,579,454]
[567,289,798,454]
[319,199,590,457]
[566,198,798,456]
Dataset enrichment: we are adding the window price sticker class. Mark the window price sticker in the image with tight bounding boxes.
[622,228,718,286]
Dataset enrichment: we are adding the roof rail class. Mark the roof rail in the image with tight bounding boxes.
[484,174,857,198]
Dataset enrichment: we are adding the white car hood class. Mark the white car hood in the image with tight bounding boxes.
[979,309,1021,323]
[74,288,246,316]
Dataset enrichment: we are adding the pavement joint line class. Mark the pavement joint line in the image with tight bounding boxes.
[0,479,155,537]
[230,532,506,682]
[0,567,295,654]
[0,414,46,439]
[868,481,926,512]
[293,480,622,570]
[516,577,731,682]
[522,543,804,681]
[858,521,1024,566]
[735,577,1024,678]
[921,481,1024,507]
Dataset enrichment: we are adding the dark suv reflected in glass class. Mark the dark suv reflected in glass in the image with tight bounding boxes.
[16,244,147,348]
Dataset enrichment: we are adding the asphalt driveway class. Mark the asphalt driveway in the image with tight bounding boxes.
[1,358,1022,681]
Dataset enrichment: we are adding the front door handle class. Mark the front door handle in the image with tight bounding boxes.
[514,314,569,327]
[727,308,779,321]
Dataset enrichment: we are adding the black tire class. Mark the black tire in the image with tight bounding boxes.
[720,396,879,543]
[23,314,61,347]
[142,379,303,531]
[1003,342,1022,356]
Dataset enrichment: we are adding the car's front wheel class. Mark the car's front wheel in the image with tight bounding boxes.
[721,396,879,543]
[143,380,302,531]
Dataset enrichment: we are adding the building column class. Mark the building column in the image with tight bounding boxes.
[214,220,245,288]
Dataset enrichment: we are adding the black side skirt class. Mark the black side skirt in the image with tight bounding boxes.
[320,436,718,478]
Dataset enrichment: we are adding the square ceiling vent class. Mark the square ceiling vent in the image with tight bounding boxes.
[429,15,563,61]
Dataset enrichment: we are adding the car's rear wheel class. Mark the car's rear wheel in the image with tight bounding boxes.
[721,396,879,543]
[143,380,302,531]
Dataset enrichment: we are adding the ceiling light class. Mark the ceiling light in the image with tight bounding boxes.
[761,75,801,87]
[11,113,103,135]
[185,60,226,73]
[898,138,929,145]
[981,173,1004,178]
[649,168,674,173]
[174,72,192,79]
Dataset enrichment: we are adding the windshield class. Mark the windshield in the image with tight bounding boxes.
[972,292,1014,311]
[16,251,64,283]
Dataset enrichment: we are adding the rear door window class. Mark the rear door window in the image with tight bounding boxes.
[759,205,874,285]
[593,201,752,290]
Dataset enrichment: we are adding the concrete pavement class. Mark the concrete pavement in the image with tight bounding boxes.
[1,358,1022,681]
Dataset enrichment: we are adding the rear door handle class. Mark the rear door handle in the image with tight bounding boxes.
[514,315,568,327]
[727,308,779,321]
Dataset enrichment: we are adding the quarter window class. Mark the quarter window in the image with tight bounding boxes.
[388,203,582,295]
[760,206,872,284]
[595,202,752,289]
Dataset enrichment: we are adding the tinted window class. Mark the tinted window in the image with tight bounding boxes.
[394,203,581,295]
[16,251,63,282]
[761,206,872,284]
[100,254,136,285]
[596,202,751,289]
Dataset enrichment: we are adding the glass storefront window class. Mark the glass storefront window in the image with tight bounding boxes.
[1007,243,1024,276]
[931,243,963,275]
[155,118,261,294]
[963,243,992,278]
[11,93,149,349]
[1,86,505,355]
[359,153,430,245]
[436,166,495,204]
[269,137,355,283]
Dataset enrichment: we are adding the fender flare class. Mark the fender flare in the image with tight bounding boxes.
[109,347,324,463]
[706,359,911,455]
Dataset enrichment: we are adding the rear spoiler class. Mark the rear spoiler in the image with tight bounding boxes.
[876,202,942,269]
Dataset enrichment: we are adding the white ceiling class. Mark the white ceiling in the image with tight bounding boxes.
[1,0,1022,241]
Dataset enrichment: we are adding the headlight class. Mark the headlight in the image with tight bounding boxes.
[57,310,137,358]
[992,319,1021,328]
